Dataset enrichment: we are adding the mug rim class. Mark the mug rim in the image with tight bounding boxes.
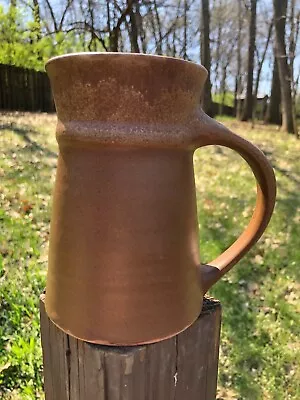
[45,51,207,76]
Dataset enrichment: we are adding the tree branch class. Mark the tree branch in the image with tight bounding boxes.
[44,0,58,32]
[59,0,73,31]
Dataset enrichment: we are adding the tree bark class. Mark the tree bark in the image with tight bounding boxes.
[106,0,111,37]
[109,0,134,52]
[136,2,147,53]
[220,64,227,115]
[288,0,299,135]
[32,0,41,39]
[234,0,243,118]
[129,3,140,53]
[289,0,296,91]
[87,0,97,51]
[265,54,281,125]
[153,0,163,54]
[183,0,188,59]
[201,0,214,117]
[273,0,297,134]
[241,0,257,121]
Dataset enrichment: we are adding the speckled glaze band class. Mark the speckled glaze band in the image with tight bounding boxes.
[45,53,276,345]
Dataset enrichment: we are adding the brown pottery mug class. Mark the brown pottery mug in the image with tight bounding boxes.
[45,53,276,345]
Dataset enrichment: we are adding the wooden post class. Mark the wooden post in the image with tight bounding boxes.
[40,295,221,400]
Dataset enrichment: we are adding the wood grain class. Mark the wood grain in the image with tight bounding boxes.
[40,295,221,400]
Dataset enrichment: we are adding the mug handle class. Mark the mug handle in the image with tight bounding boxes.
[192,110,276,293]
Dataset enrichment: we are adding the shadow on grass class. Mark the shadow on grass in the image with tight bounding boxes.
[200,224,262,396]
[198,185,300,398]
[262,148,300,187]
[0,122,57,159]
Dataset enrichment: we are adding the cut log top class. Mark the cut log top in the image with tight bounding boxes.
[40,294,221,400]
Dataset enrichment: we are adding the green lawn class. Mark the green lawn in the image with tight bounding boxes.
[212,92,235,107]
[0,113,299,399]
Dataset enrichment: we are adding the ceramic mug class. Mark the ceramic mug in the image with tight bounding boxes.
[45,53,276,345]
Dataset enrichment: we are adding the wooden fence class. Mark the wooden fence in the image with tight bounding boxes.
[0,64,55,112]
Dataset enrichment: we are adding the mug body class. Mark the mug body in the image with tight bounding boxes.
[45,53,207,344]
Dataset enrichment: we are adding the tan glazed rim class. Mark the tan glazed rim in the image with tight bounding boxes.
[45,51,208,75]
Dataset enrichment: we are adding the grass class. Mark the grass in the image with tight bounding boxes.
[212,92,235,107]
[0,112,299,399]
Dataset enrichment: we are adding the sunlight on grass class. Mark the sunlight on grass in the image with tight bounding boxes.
[212,93,235,108]
[0,113,299,399]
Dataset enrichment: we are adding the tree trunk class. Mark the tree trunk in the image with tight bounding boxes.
[171,0,181,57]
[109,0,134,52]
[106,0,111,37]
[241,0,257,121]
[136,2,147,53]
[288,0,299,135]
[220,64,227,115]
[234,0,243,118]
[201,0,214,117]
[273,0,297,134]
[129,4,140,53]
[87,0,96,51]
[183,0,188,59]
[8,0,17,64]
[252,21,273,123]
[154,0,163,55]
[288,0,297,94]
[214,0,222,95]
[265,55,281,125]
[32,0,42,40]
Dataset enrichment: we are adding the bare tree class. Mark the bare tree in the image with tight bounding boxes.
[201,0,214,116]
[288,0,299,96]
[32,0,42,39]
[153,0,163,54]
[265,53,282,125]
[213,0,223,94]
[219,39,235,115]
[273,0,297,134]
[288,0,300,132]
[128,2,140,52]
[241,0,257,121]
[109,0,135,51]
[183,0,188,59]
[234,0,243,117]
[253,19,273,121]
[171,0,182,56]
[135,2,147,52]
[87,0,96,51]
